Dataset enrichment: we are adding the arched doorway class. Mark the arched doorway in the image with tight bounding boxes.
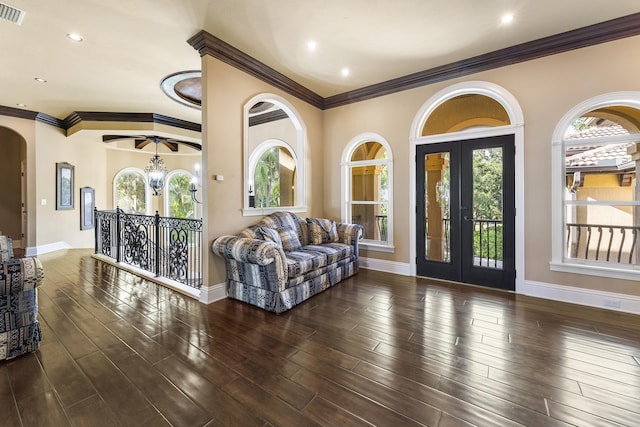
[410,82,524,291]
[0,126,27,250]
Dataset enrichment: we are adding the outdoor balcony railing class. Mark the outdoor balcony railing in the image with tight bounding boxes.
[427,218,503,268]
[94,208,203,288]
[566,222,639,264]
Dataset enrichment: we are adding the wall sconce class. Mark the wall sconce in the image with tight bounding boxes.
[189,164,203,204]
[248,184,255,208]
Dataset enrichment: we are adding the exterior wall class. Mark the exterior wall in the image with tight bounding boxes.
[322,34,640,298]
[202,55,324,286]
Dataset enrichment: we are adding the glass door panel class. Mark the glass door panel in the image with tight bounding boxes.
[424,152,451,262]
[417,135,515,291]
[471,147,503,270]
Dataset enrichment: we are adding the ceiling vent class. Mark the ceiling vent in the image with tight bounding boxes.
[0,2,25,25]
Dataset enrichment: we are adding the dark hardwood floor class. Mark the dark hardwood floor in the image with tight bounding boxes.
[2,249,640,426]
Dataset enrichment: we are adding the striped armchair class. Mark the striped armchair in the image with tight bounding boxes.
[212,211,363,313]
[0,235,44,360]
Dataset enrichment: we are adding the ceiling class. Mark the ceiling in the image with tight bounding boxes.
[2,0,640,126]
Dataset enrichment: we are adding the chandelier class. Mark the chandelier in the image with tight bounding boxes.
[145,142,168,196]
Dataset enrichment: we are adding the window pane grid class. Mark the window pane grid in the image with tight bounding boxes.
[347,140,391,245]
[561,109,639,269]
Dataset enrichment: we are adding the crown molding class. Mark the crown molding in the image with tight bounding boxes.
[189,13,640,110]
[0,106,202,135]
[63,112,201,132]
[248,109,289,127]
[0,106,65,128]
[187,30,324,109]
[323,12,640,108]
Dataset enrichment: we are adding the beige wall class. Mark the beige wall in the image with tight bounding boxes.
[202,56,324,285]
[248,117,297,154]
[34,123,109,249]
[322,35,640,297]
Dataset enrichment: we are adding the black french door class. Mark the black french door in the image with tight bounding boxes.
[416,135,515,291]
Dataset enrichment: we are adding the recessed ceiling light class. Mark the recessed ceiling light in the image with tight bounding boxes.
[67,33,84,42]
[16,103,26,108]
[34,77,47,83]
[341,67,350,77]
[501,13,514,25]
[307,40,317,51]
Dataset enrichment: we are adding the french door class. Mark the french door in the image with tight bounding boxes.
[416,135,515,291]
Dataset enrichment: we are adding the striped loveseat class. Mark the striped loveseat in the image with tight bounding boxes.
[211,211,363,313]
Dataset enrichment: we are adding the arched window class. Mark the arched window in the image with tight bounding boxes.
[165,170,197,219]
[113,168,149,214]
[243,94,306,215]
[551,92,640,280]
[342,134,393,252]
[249,140,297,209]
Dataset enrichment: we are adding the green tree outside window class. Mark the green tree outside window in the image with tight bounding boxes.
[115,171,147,214]
[168,173,196,219]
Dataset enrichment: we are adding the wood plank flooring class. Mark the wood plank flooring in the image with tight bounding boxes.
[2,249,640,426]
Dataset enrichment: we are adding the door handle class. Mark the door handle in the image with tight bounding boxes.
[463,216,473,221]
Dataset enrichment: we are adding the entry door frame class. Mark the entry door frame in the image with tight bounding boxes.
[408,81,525,292]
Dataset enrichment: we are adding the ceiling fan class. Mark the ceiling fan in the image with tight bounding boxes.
[102,135,201,152]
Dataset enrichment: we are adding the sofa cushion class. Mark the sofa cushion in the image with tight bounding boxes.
[285,248,327,278]
[278,228,302,252]
[255,226,282,247]
[303,243,353,265]
[307,218,339,245]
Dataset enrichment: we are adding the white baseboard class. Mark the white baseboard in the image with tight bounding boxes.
[199,282,227,304]
[26,241,72,256]
[520,280,640,315]
[92,253,202,300]
[360,257,411,276]
[360,257,640,315]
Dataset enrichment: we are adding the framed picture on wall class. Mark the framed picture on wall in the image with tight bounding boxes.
[80,187,95,230]
[56,162,74,210]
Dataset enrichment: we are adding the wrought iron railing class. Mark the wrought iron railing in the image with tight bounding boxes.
[472,219,503,268]
[428,218,502,268]
[566,222,639,264]
[94,208,203,288]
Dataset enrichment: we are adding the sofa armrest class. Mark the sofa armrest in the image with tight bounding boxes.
[0,257,45,295]
[211,235,285,266]
[337,223,364,247]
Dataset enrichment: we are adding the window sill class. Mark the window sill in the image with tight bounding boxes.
[549,260,640,281]
[360,242,395,253]
[242,206,307,217]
